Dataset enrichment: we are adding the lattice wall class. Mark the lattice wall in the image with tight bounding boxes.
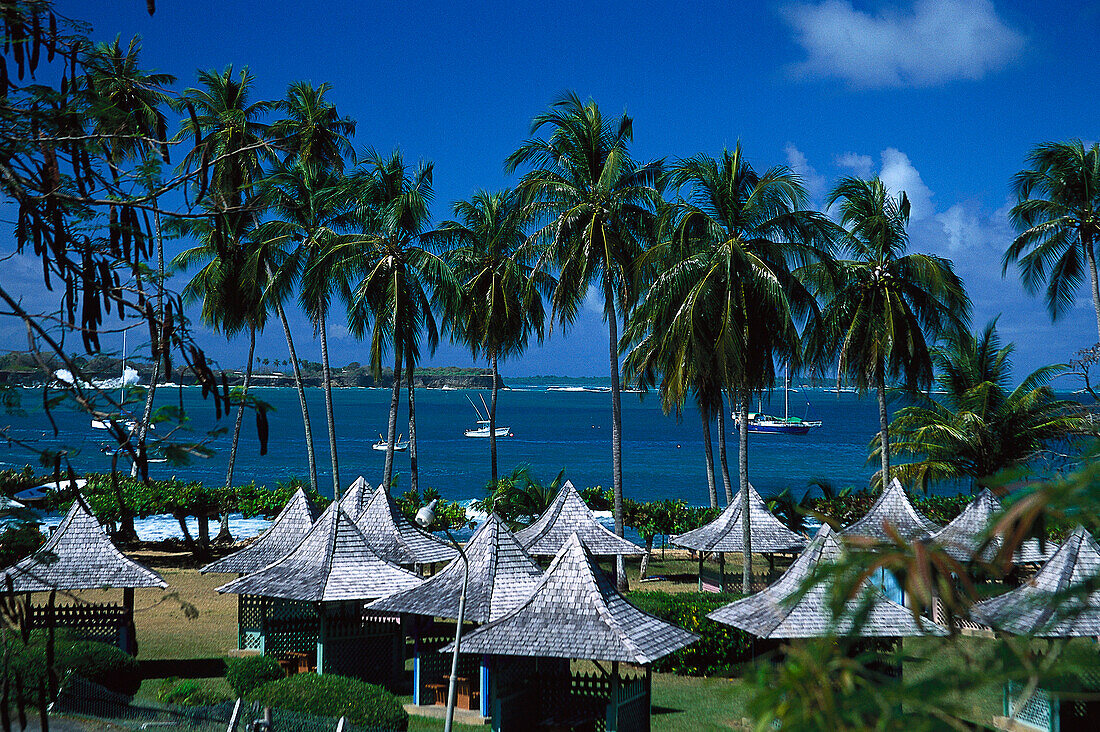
[28,603,130,650]
[319,615,404,688]
[1005,681,1055,731]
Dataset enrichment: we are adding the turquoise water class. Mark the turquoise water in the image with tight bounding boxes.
[5,384,887,505]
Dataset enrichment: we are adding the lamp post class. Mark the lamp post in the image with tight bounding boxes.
[415,500,468,732]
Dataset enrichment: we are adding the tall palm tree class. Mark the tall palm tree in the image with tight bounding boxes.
[260,161,355,498]
[506,93,662,589]
[431,189,552,484]
[270,81,356,172]
[660,145,835,592]
[883,320,1092,490]
[1003,140,1100,342]
[81,36,175,540]
[342,149,455,490]
[808,177,970,489]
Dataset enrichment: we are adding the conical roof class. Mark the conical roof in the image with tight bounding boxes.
[929,489,1056,565]
[368,514,543,623]
[201,487,321,574]
[842,478,941,543]
[708,524,946,639]
[445,533,697,664]
[970,527,1100,636]
[670,484,806,553]
[2,498,166,592]
[515,481,644,557]
[339,476,373,519]
[354,486,457,565]
[216,501,423,602]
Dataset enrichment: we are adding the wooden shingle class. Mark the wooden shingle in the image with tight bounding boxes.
[200,487,320,575]
[3,498,166,592]
[354,486,457,565]
[338,476,373,519]
[515,481,644,557]
[929,489,1055,565]
[842,478,941,543]
[670,484,806,553]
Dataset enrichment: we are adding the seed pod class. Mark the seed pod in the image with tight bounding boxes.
[29,11,39,74]
[109,205,119,256]
[98,259,112,314]
[47,12,55,62]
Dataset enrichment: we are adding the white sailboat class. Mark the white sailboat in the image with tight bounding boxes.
[734,368,822,435]
[464,394,511,438]
[91,332,145,431]
[373,434,409,452]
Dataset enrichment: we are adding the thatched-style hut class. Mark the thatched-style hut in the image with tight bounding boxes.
[671,484,806,592]
[339,476,373,519]
[516,481,644,558]
[708,524,945,639]
[2,498,167,654]
[843,478,941,543]
[446,533,696,731]
[929,488,1055,565]
[355,486,457,568]
[368,514,543,716]
[216,501,422,685]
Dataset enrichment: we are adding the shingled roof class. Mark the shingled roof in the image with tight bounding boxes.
[970,526,1100,636]
[367,514,543,623]
[2,499,166,592]
[929,489,1056,565]
[515,481,644,557]
[445,533,697,664]
[354,486,457,565]
[216,501,423,602]
[842,478,941,543]
[339,476,373,519]
[670,484,806,553]
[200,487,321,575]
[708,524,946,638]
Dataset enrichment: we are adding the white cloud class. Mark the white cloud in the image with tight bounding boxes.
[835,152,873,179]
[781,0,1025,89]
[784,143,826,202]
[878,148,933,220]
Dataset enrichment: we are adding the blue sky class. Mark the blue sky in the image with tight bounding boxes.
[8,0,1100,380]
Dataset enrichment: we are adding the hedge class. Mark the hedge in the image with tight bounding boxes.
[157,678,233,707]
[226,655,285,697]
[249,674,407,731]
[627,591,754,676]
[3,633,141,697]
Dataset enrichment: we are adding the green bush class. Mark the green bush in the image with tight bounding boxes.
[0,521,45,567]
[226,654,285,697]
[249,674,407,731]
[3,635,141,697]
[628,591,754,676]
[156,678,232,707]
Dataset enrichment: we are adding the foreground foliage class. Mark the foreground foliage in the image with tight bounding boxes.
[248,673,408,731]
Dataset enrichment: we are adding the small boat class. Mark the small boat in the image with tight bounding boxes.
[735,368,822,435]
[464,395,512,438]
[373,434,409,452]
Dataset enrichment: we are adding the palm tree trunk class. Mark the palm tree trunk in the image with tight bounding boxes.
[319,317,340,499]
[605,284,627,592]
[716,393,734,505]
[878,372,890,488]
[739,394,752,594]
[408,362,418,493]
[277,301,318,492]
[1084,233,1100,342]
[490,353,499,485]
[700,403,718,508]
[219,325,255,543]
[383,344,403,489]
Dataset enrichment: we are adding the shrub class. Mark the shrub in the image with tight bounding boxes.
[249,674,407,731]
[0,522,45,567]
[3,635,141,697]
[628,591,754,676]
[226,655,285,697]
[157,678,232,707]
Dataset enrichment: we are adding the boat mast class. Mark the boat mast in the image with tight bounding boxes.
[784,364,789,422]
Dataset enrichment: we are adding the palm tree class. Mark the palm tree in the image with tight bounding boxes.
[883,320,1092,490]
[260,161,355,498]
[343,149,455,490]
[81,36,175,540]
[660,145,835,592]
[808,177,970,489]
[431,189,552,484]
[1003,140,1100,342]
[270,81,356,171]
[506,93,662,590]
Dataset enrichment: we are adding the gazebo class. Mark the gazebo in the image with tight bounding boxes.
[929,488,1056,566]
[354,486,457,568]
[970,526,1100,730]
[708,523,946,639]
[200,487,321,653]
[2,497,167,655]
[216,501,423,686]
[671,483,806,592]
[843,478,942,543]
[339,475,373,519]
[447,533,697,732]
[367,513,543,716]
[516,480,644,559]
